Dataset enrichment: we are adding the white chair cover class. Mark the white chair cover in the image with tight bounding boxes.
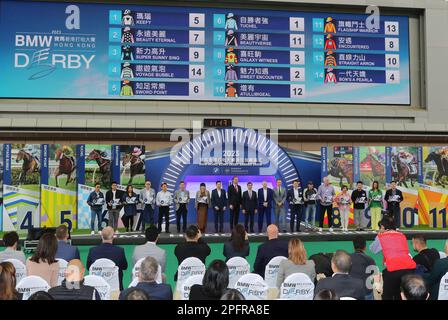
[88,258,120,291]
[56,259,68,286]
[5,258,27,284]
[264,256,288,288]
[175,257,205,291]
[279,272,315,300]
[180,274,204,300]
[438,271,448,300]
[16,276,50,300]
[84,274,111,300]
[226,257,250,289]
[234,273,268,300]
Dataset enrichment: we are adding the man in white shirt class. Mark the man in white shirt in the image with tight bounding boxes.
[140,180,156,232]
[156,182,173,233]
[173,181,190,234]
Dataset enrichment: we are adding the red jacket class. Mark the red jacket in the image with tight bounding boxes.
[378,231,416,272]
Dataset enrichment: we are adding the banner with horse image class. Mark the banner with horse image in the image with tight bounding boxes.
[2,144,41,233]
[389,146,423,189]
[359,146,386,187]
[327,146,354,188]
[84,144,112,189]
[423,146,448,189]
[40,144,77,230]
[118,145,146,189]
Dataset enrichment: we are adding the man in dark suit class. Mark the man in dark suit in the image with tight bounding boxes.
[211,181,227,233]
[86,227,128,291]
[119,257,172,300]
[423,240,448,300]
[242,182,258,233]
[384,181,403,228]
[315,250,366,300]
[257,181,273,233]
[253,224,288,277]
[55,224,80,262]
[287,180,304,232]
[227,176,242,229]
[105,181,124,232]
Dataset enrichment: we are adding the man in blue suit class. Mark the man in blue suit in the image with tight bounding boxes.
[55,224,80,262]
[119,257,172,300]
[257,180,273,233]
[86,227,128,290]
[211,181,227,233]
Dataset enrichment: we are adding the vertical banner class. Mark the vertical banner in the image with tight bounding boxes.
[76,144,85,185]
[320,147,327,182]
[41,144,77,231]
[111,144,121,183]
[353,147,360,186]
[2,144,41,234]
[327,146,353,188]
[417,147,423,184]
[77,144,111,230]
[385,146,392,184]
[0,144,3,231]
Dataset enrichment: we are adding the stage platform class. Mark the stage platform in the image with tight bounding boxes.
[67,228,448,246]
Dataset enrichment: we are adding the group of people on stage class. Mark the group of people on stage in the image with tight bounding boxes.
[86,175,404,235]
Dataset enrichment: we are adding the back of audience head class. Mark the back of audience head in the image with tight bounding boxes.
[145,226,159,243]
[220,288,245,300]
[139,257,159,283]
[3,231,19,249]
[331,250,351,274]
[411,234,427,252]
[0,262,19,300]
[185,225,200,241]
[30,232,57,264]
[123,288,150,300]
[288,238,307,265]
[202,260,229,298]
[231,224,246,251]
[266,224,279,240]
[400,274,429,300]
[379,216,396,231]
[28,291,54,300]
[55,224,70,241]
[65,259,85,282]
[101,226,115,242]
[314,289,339,300]
[353,236,367,252]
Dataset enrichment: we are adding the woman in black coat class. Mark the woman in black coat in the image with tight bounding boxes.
[121,184,139,232]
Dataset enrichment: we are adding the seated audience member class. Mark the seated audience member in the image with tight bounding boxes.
[314,250,365,300]
[350,236,376,300]
[174,225,211,280]
[220,288,246,300]
[400,274,429,300]
[253,224,288,277]
[369,217,416,300]
[132,226,166,272]
[86,227,128,291]
[122,288,150,300]
[0,231,26,264]
[423,239,448,300]
[189,260,229,300]
[55,224,80,262]
[0,261,22,300]
[48,259,101,300]
[277,238,316,287]
[28,291,54,300]
[26,233,59,287]
[314,289,339,300]
[119,257,172,300]
[412,234,440,273]
[309,252,334,278]
[223,224,250,261]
